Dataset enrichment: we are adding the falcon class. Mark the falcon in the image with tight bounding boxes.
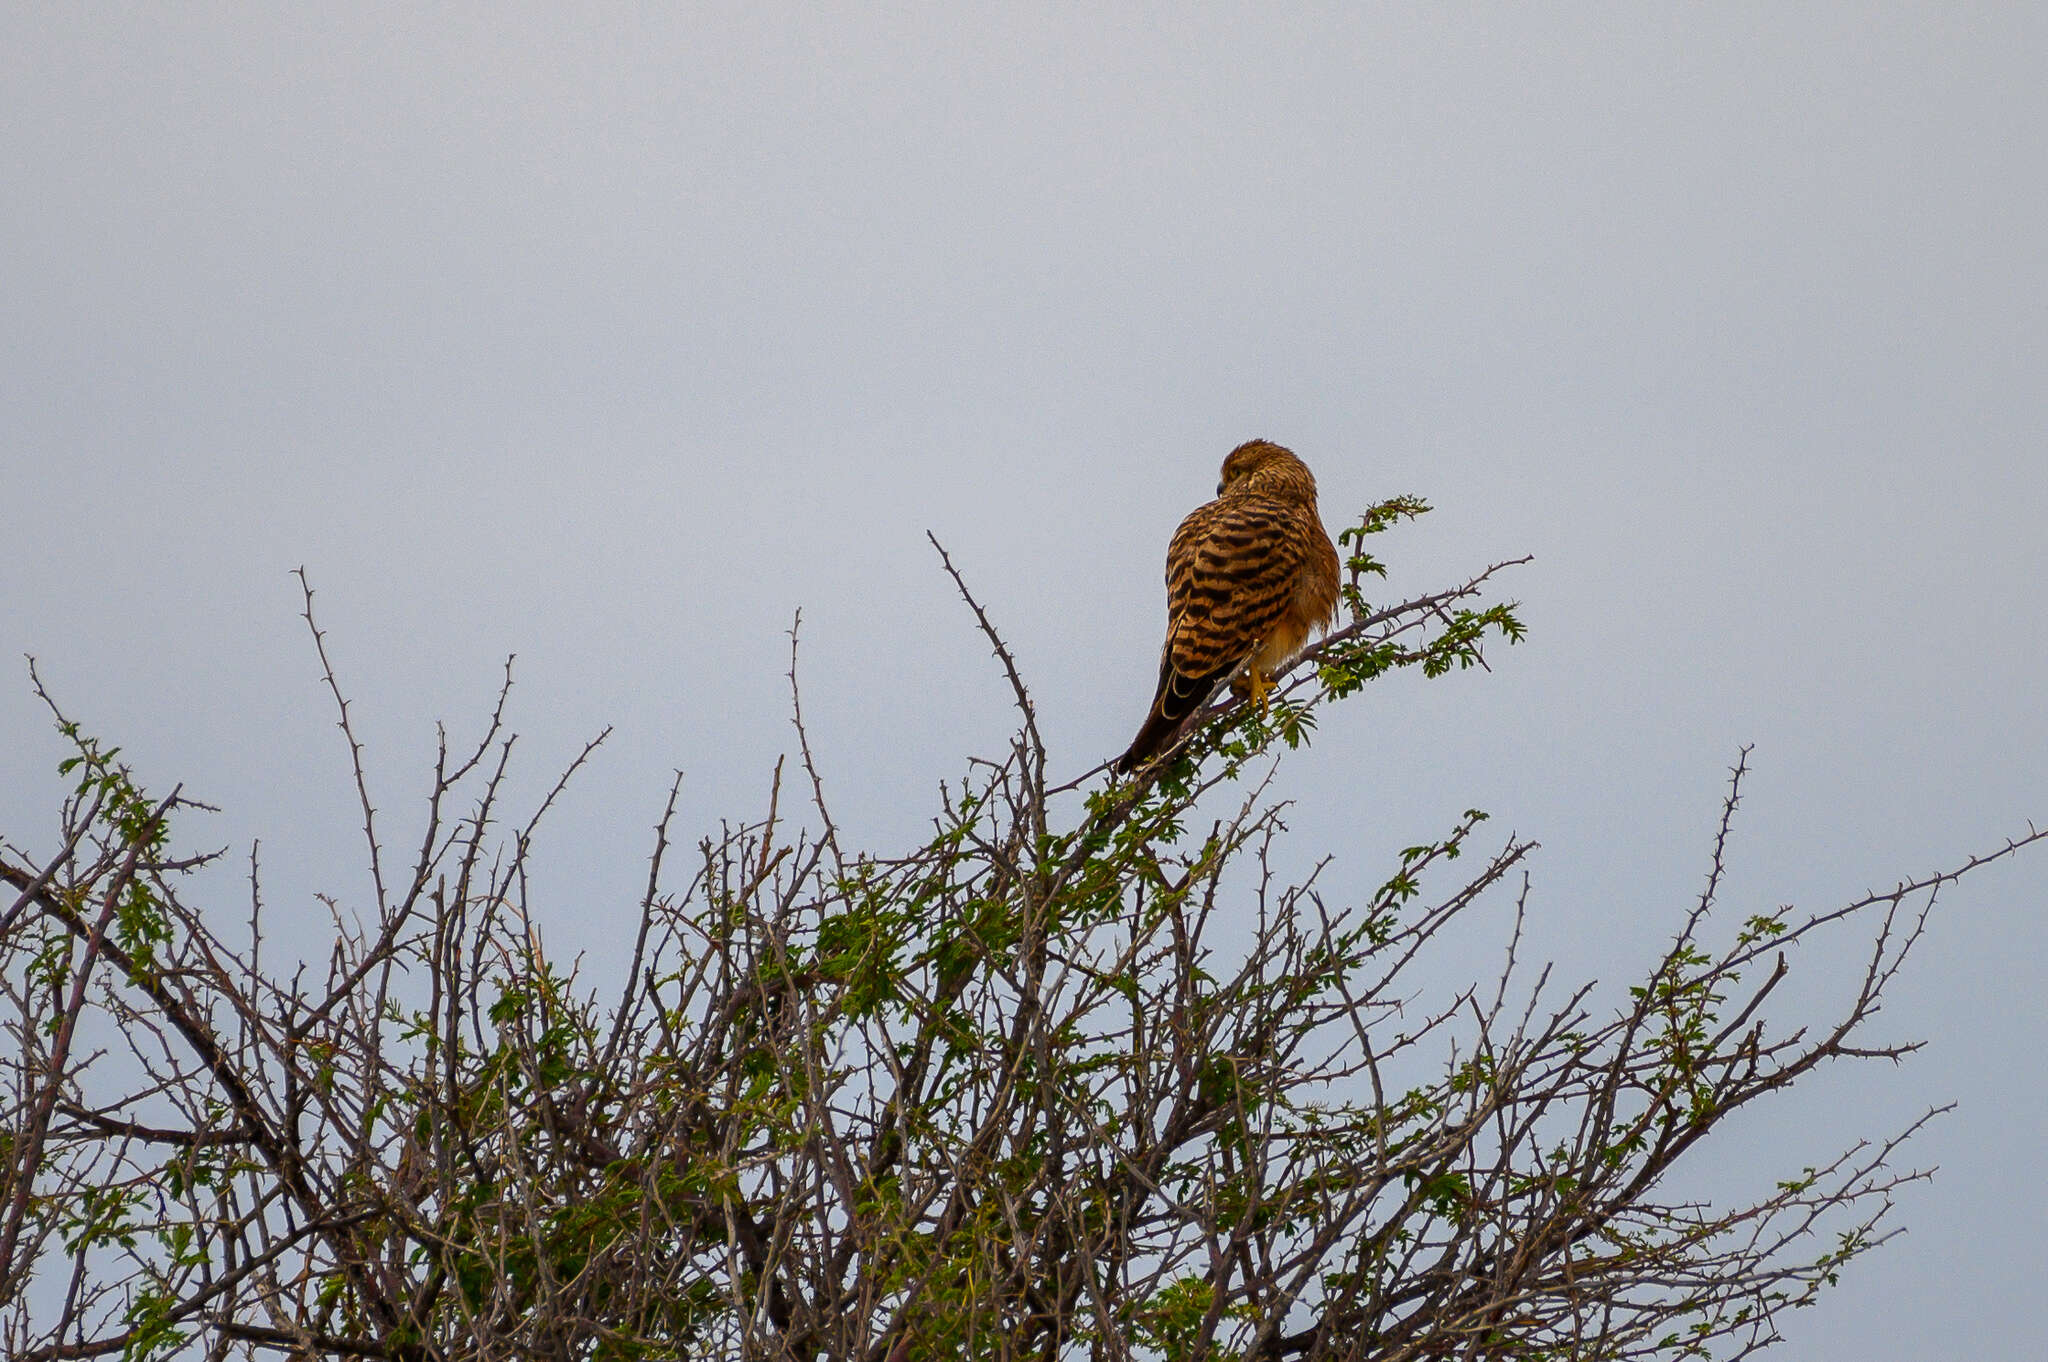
[1114,439,1340,774]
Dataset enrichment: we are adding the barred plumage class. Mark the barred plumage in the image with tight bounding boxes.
[1115,440,1340,773]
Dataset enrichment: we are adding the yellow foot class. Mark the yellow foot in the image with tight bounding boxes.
[1233,667,1275,718]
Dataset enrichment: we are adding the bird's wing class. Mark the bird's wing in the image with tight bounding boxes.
[1162,495,1310,677]
[1114,497,1308,771]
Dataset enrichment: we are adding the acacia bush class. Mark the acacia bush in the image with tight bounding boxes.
[2,504,2038,1361]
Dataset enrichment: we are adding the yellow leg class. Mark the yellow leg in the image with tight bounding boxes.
[1244,667,1274,718]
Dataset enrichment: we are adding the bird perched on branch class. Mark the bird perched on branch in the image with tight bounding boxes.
[1114,439,1340,774]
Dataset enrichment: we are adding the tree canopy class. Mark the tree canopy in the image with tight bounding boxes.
[3,504,2038,1361]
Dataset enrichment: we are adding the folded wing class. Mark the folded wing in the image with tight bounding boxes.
[1113,497,1308,772]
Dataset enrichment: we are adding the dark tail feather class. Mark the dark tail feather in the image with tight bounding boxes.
[1113,662,1231,773]
[1113,709,1182,775]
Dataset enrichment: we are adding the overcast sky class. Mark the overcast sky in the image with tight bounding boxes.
[3,6,2043,1356]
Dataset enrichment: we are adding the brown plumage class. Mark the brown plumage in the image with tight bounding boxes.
[1114,439,1340,773]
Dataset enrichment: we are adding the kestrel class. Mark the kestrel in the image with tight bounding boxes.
[1114,439,1341,773]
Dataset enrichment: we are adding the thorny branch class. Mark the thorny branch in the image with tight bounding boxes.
[1,505,2038,1362]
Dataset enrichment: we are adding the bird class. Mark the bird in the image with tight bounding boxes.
[1114,439,1341,774]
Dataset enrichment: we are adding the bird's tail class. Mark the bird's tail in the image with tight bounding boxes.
[1113,662,1231,774]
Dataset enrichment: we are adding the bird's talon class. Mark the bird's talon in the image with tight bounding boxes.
[1245,668,1274,718]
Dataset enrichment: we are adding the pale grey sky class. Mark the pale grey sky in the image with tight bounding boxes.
[3,6,2043,1357]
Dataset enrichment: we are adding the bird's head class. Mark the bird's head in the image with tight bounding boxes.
[1217,439,1317,501]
